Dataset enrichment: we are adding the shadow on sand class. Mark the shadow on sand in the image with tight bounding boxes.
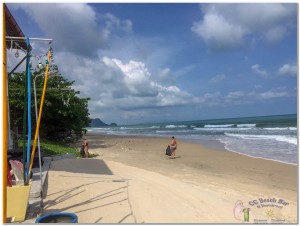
[168,156,182,159]
[50,159,113,175]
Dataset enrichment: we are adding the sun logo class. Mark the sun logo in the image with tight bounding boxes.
[265,209,274,219]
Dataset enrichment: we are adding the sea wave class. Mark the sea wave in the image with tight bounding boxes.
[149,126,161,129]
[264,127,297,131]
[204,124,234,128]
[204,123,256,128]
[194,127,251,131]
[87,127,111,131]
[156,130,191,133]
[165,125,187,128]
[237,124,256,127]
[225,133,297,145]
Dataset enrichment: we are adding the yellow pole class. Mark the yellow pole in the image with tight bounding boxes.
[29,50,51,173]
[3,3,8,223]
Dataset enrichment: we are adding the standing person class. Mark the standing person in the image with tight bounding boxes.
[170,136,177,159]
[80,142,85,157]
[83,138,89,158]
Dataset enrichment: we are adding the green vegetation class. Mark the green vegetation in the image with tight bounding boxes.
[10,67,100,158]
[9,68,90,141]
[40,141,98,158]
[40,140,80,157]
[18,139,98,158]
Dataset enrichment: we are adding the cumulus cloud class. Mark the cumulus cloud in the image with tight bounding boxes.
[155,68,171,83]
[10,3,133,57]
[8,3,296,124]
[191,13,245,51]
[103,13,133,34]
[48,51,296,122]
[192,3,296,51]
[155,65,195,86]
[251,64,268,78]
[278,63,297,77]
[55,54,198,118]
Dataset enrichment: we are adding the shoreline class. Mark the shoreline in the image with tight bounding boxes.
[85,132,297,191]
[86,131,296,166]
[221,146,298,166]
[182,136,298,166]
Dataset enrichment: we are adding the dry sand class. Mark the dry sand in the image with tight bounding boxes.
[42,133,297,223]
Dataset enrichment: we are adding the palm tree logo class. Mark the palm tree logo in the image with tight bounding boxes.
[233,200,251,222]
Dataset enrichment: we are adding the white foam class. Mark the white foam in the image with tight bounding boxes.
[264,127,297,131]
[165,125,187,128]
[219,141,297,165]
[218,137,297,165]
[225,133,297,145]
[194,127,251,131]
[204,124,234,128]
[237,124,256,127]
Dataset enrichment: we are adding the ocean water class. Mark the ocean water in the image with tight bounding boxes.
[87,114,298,165]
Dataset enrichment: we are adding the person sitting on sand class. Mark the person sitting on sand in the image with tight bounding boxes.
[170,136,177,159]
[83,138,89,158]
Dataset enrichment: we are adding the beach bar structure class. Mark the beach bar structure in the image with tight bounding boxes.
[3,4,53,222]
[3,4,27,222]
[3,4,31,222]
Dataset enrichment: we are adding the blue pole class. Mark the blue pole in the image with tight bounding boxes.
[26,37,31,183]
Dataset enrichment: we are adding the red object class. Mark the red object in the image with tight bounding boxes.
[7,164,12,187]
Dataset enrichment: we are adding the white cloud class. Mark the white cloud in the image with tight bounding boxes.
[55,54,198,119]
[156,68,173,84]
[191,13,245,51]
[226,91,244,99]
[257,91,289,99]
[55,51,295,121]
[251,64,268,78]
[103,13,133,34]
[11,3,133,57]
[278,63,297,77]
[192,3,296,51]
[155,65,195,85]
[264,26,286,44]
[204,88,292,106]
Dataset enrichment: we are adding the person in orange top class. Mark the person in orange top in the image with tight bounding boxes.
[170,136,177,159]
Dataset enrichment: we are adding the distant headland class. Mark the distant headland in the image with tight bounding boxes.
[90,118,117,127]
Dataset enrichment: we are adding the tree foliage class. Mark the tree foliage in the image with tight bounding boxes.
[8,69,90,141]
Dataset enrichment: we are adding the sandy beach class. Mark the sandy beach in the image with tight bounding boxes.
[42,133,297,223]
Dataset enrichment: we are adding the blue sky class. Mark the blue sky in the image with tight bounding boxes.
[7,3,298,125]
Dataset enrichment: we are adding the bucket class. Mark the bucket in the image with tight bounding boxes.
[35,212,78,223]
[7,184,31,222]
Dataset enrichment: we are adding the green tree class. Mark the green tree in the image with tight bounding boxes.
[8,70,90,141]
